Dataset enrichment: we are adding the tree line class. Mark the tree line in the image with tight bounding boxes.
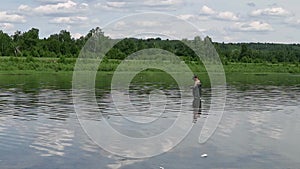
[0,27,299,64]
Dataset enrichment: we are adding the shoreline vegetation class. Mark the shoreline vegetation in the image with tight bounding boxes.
[0,27,299,74]
[0,56,299,73]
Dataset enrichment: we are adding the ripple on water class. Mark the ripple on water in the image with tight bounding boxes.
[29,121,74,157]
[0,83,299,168]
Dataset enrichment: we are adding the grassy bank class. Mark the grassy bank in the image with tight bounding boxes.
[0,56,299,73]
[0,57,75,72]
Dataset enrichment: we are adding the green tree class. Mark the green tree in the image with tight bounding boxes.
[0,30,13,56]
[239,44,252,62]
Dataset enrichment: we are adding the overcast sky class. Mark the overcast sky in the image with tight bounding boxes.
[0,0,300,43]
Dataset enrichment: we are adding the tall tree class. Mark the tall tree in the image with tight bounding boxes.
[0,30,13,56]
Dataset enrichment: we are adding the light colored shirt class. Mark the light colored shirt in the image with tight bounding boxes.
[193,79,201,98]
[194,79,201,87]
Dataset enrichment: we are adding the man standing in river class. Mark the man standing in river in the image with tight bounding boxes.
[192,75,202,123]
[192,75,201,99]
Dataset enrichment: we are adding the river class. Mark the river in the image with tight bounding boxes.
[0,72,299,169]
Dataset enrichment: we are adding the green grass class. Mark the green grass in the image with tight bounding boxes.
[0,56,299,73]
[224,62,300,73]
[0,56,75,72]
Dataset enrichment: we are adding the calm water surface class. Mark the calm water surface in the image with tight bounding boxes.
[0,72,299,169]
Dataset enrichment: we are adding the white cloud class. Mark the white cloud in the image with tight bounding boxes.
[251,7,290,17]
[27,0,89,16]
[104,14,202,39]
[81,3,88,8]
[217,11,239,21]
[36,0,69,4]
[143,0,183,6]
[223,36,238,42]
[201,5,215,15]
[96,0,184,12]
[247,2,256,7]
[231,21,273,32]
[106,1,127,8]
[50,16,88,24]
[284,17,300,27]
[34,0,76,13]
[200,5,239,21]
[114,21,126,27]
[176,14,208,22]
[71,32,84,39]
[135,21,161,27]
[0,11,26,23]
[95,2,128,11]
[0,23,14,31]
[177,14,195,20]
[18,5,32,12]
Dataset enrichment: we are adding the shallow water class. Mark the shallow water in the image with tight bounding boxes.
[0,73,299,169]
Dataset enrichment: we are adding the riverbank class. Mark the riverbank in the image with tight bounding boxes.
[0,57,299,73]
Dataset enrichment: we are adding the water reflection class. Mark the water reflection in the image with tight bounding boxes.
[106,157,142,169]
[37,89,73,121]
[0,74,299,168]
[29,122,74,157]
[192,99,202,123]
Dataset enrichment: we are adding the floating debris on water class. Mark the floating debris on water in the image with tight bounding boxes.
[201,154,208,158]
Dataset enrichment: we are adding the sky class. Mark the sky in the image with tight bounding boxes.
[0,0,300,43]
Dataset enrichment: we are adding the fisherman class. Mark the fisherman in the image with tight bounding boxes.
[192,75,202,123]
[192,75,201,99]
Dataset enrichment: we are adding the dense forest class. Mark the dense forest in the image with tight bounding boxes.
[0,27,300,64]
